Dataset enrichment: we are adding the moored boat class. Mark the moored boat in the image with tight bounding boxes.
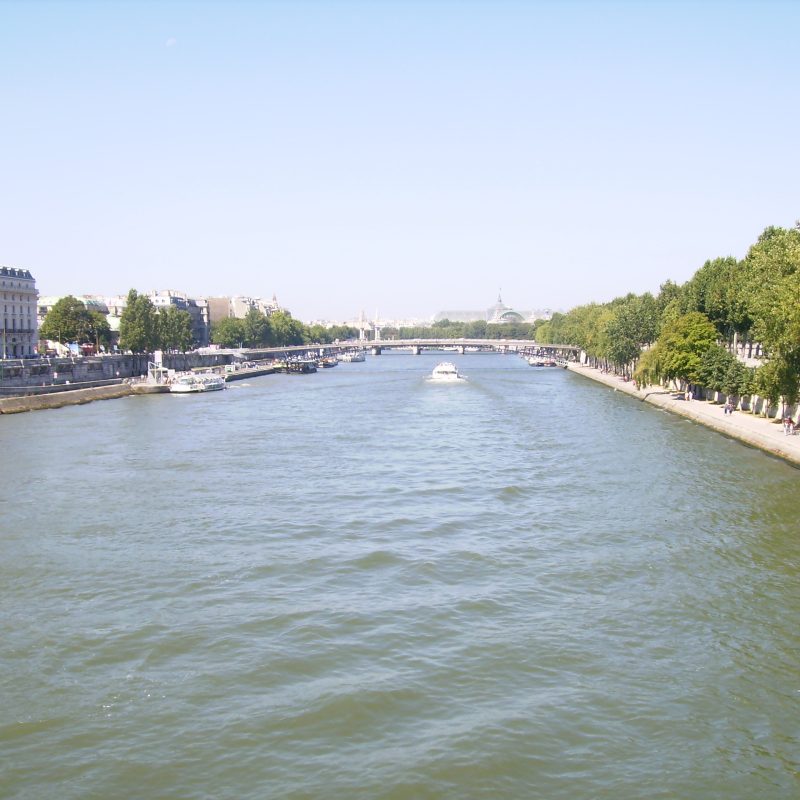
[339,349,366,362]
[170,373,227,393]
[274,359,318,374]
[528,357,557,367]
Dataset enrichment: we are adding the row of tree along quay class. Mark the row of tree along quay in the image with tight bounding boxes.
[209,309,356,349]
[535,223,800,418]
[40,290,360,354]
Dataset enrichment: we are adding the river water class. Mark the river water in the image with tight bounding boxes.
[1,352,799,799]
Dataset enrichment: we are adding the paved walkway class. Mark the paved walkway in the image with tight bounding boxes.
[566,363,800,468]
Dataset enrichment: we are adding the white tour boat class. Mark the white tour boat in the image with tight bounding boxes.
[339,350,366,362]
[170,373,227,394]
[428,361,465,382]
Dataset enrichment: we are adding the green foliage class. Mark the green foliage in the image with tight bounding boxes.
[210,309,333,349]
[304,324,359,343]
[721,360,753,398]
[157,305,193,352]
[740,225,800,361]
[754,356,800,407]
[679,257,744,338]
[697,345,738,393]
[243,308,272,348]
[40,296,108,345]
[635,312,717,386]
[87,311,112,348]
[211,317,247,348]
[326,325,360,341]
[554,223,800,401]
[119,290,158,353]
[604,293,659,372]
[269,311,307,346]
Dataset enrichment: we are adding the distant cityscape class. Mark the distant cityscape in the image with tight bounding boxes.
[2,266,553,358]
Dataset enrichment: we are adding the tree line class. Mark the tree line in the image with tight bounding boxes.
[39,290,360,352]
[535,223,800,408]
[209,309,358,349]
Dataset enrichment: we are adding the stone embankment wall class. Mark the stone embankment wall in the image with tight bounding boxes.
[0,384,134,414]
[0,354,151,390]
[0,347,322,394]
[0,352,236,394]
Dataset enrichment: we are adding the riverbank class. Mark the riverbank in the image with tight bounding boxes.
[0,383,134,414]
[566,363,800,467]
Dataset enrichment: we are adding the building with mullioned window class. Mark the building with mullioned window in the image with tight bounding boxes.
[1,267,38,358]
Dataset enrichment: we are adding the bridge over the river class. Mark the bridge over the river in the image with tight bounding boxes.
[337,339,579,356]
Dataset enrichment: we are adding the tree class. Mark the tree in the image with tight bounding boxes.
[604,293,659,375]
[754,357,799,411]
[720,359,752,399]
[680,257,743,339]
[741,226,800,358]
[119,289,158,353]
[635,312,717,387]
[270,311,307,346]
[39,296,101,344]
[327,325,359,341]
[87,311,112,349]
[243,308,271,347]
[157,305,193,352]
[697,345,738,393]
[211,317,247,348]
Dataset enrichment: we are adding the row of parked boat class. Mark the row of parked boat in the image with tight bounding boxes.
[167,349,368,393]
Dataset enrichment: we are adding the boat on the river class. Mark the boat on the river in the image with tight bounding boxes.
[428,361,465,382]
[274,359,317,374]
[528,356,557,367]
[339,350,366,362]
[170,373,227,393]
[317,356,339,368]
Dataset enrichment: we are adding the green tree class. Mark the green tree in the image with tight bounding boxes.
[604,293,659,375]
[157,305,193,352]
[465,320,488,338]
[87,311,112,349]
[720,360,752,399]
[270,311,307,346]
[119,290,158,353]
[40,296,103,344]
[753,357,800,410]
[327,325,359,341]
[680,257,743,338]
[741,225,800,359]
[697,345,738,393]
[635,312,717,387]
[243,308,271,347]
[211,317,247,348]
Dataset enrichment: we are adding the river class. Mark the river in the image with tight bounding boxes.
[1,352,798,799]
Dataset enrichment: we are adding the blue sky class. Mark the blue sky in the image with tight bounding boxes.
[2,1,798,320]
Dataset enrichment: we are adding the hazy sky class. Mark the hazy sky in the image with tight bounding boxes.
[2,1,798,321]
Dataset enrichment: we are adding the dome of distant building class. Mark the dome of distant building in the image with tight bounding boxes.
[486,293,524,324]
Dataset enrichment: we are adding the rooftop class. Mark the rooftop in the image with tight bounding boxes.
[0,267,34,279]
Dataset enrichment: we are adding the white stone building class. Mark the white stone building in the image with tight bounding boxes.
[1,267,38,358]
